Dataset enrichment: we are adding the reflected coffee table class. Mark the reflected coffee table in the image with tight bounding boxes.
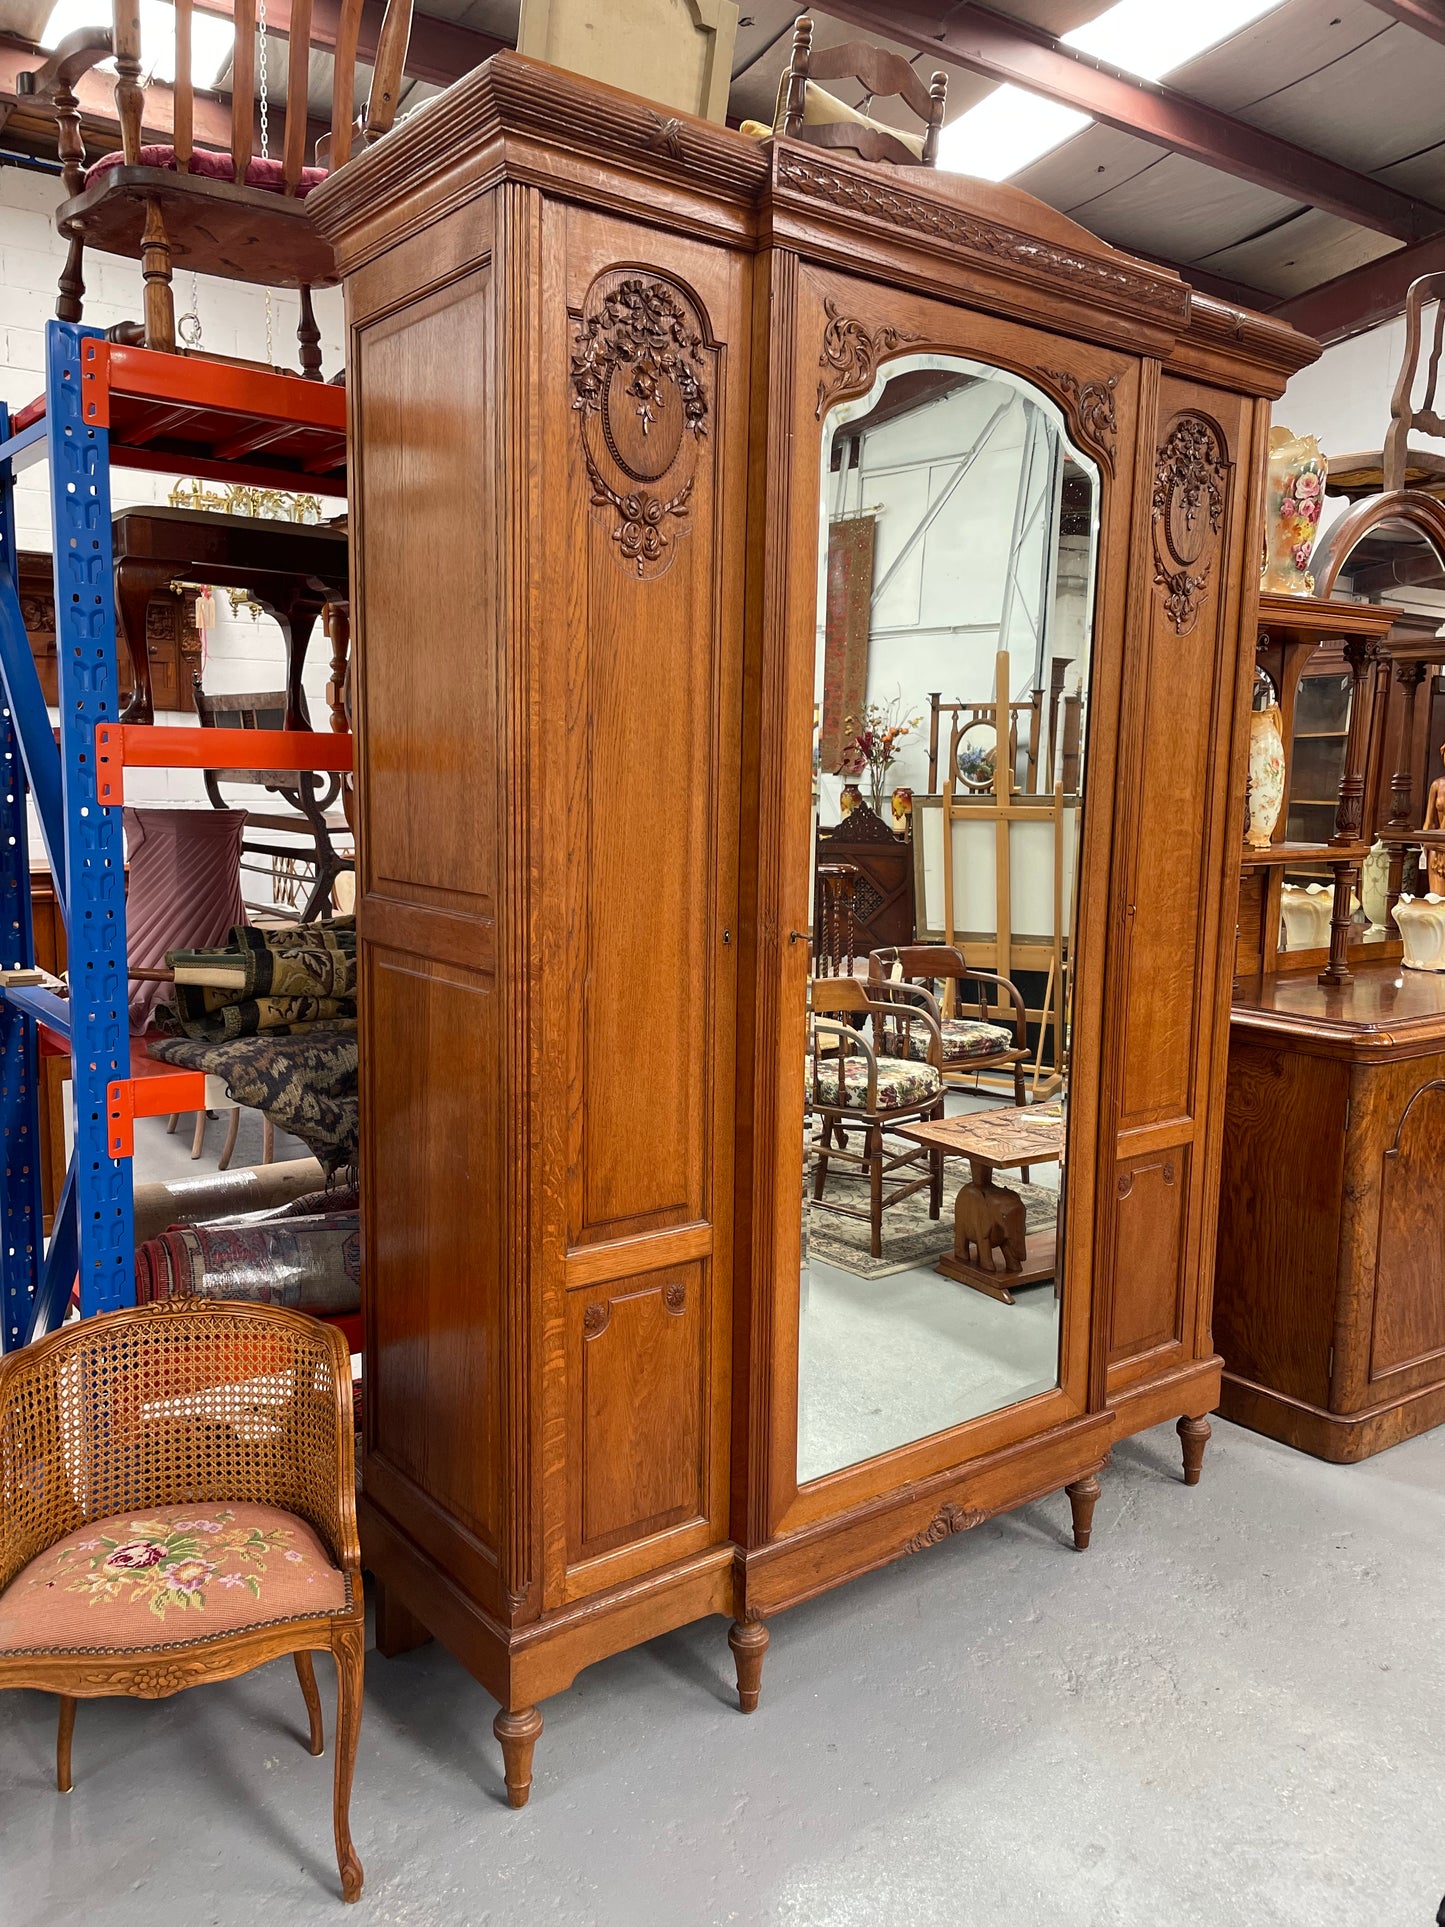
[897,1107,1065,1304]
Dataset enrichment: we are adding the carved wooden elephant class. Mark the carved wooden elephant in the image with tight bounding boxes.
[954,1179,1027,1274]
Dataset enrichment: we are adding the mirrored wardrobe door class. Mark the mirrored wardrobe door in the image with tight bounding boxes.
[797,351,1101,1485]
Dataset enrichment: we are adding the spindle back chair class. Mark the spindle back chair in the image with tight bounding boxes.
[19,0,415,373]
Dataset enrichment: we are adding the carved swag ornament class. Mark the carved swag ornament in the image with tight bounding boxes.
[1151,415,1227,636]
[570,274,710,579]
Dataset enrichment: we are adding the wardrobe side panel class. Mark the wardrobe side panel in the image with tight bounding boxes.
[351,211,508,1606]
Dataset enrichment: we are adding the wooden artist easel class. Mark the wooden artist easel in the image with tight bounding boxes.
[930,654,1075,1096]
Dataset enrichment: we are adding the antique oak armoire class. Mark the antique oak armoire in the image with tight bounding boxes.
[309,52,1315,1806]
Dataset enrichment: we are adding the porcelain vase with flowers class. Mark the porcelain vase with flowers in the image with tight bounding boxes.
[1261,425,1328,595]
[1245,702,1286,850]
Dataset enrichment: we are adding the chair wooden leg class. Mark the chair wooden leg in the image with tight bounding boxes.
[929,1145,943,1220]
[332,1622,365,1902]
[190,1112,206,1159]
[297,284,323,379]
[56,227,85,324]
[56,1694,76,1793]
[139,197,175,354]
[166,1112,180,1135]
[218,1107,240,1172]
[811,1117,832,1201]
[494,1704,543,1809]
[294,1650,324,1756]
[868,1125,884,1258]
[261,1114,275,1165]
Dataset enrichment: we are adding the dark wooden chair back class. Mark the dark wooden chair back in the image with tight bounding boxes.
[19,0,415,368]
[778,14,947,167]
[1384,274,1445,494]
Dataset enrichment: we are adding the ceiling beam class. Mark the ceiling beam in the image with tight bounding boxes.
[1362,0,1445,50]
[820,0,1445,246]
[1272,233,1445,344]
[188,0,508,90]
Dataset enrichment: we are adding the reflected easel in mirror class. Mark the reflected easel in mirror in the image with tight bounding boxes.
[915,654,1077,1098]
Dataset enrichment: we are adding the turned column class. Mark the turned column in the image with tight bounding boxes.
[1389,661,1428,831]
[1330,636,1377,848]
[1318,859,1360,989]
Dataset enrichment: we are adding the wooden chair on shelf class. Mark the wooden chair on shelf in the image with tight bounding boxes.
[194,681,353,922]
[808,975,945,1260]
[869,944,1032,1109]
[18,0,416,370]
[1328,273,1445,502]
[773,14,948,166]
[0,1299,365,1902]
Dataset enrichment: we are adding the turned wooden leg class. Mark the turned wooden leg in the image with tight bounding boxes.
[56,228,85,325]
[868,1125,884,1258]
[1178,1414,1211,1486]
[1065,1470,1102,1551]
[728,1618,769,1715]
[332,1622,365,1902]
[374,1579,432,1658]
[139,197,175,354]
[494,1705,543,1809]
[294,1650,324,1756]
[298,284,323,380]
[56,1694,76,1793]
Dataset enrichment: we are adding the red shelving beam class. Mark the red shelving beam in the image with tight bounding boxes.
[96,722,353,804]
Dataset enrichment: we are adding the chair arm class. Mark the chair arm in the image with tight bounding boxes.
[18,28,115,102]
[864,979,944,1068]
[811,1014,878,1111]
[956,968,1028,1044]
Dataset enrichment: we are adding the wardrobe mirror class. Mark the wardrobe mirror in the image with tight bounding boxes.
[799,351,1099,1484]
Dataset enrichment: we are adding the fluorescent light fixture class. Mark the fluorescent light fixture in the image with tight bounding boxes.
[938,0,1288,182]
[41,0,236,89]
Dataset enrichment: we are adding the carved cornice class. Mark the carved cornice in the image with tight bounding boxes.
[815,297,921,419]
[1151,414,1228,637]
[776,151,1189,326]
[902,1502,986,1555]
[1035,366,1119,475]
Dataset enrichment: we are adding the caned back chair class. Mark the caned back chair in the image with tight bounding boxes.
[0,1298,366,1902]
[777,14,947,167]
[19,0,416,372]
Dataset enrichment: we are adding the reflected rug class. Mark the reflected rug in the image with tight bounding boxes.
[808,1166,1058,1280]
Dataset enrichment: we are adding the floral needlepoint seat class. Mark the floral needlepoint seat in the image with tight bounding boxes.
[811,1054,942,1110]
[0,1298,366,1903]
[0,1503,348,1654]
[915,1016,1014,1065]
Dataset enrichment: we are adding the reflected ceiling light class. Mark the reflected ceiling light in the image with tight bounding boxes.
[937,0,1289,182]
[41,0,237,89]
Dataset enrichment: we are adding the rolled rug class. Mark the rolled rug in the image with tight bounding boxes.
[134,1212,360,1314]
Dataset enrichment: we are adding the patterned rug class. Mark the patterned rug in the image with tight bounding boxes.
[807,1162,1058,1280]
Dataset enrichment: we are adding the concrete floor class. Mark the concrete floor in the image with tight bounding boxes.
[4,1415,1445,1926]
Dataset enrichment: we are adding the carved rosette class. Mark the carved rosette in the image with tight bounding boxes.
[1151,415,1228,636]
[570,273,711,580]
[902,1501,986,1555]
[1036,366,1119,474]
[663,1281,686,1312]
[816,296,921,418]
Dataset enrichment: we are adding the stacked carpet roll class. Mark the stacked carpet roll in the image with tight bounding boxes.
[135,1187,362,1314]
[147,921,359,1174]
[157,919,356,1041]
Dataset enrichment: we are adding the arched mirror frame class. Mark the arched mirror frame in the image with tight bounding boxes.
[753,272,1136,1543]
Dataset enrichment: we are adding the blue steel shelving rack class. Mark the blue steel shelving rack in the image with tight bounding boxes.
[0,320,352,1351]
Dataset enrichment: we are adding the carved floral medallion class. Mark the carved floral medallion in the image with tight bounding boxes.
[1151,415,1228,635]
[570,274,711,579]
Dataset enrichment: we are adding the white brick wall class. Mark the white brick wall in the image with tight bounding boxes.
[0,159,348,895]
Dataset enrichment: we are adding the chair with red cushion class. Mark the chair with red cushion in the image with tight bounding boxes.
[17,0,415,374]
